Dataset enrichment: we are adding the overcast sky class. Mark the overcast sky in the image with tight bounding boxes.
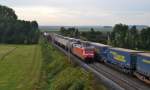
[1,0,150,26]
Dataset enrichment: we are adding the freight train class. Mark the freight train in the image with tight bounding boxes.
[53,34,95,61]
[44,32,150,85]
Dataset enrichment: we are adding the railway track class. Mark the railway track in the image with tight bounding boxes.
[52,42,150,90]
[90,63,150,90]
[90,63,136,90]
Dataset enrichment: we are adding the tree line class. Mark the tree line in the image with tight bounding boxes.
[60,27,80,38]
[0,5,39,44]
[110,24,150,50]
[59,27,107,44]
[59,24,150,50]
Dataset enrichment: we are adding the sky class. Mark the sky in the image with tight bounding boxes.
[1,0,150,26]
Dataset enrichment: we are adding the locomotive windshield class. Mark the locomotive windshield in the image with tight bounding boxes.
[85,48,94,53]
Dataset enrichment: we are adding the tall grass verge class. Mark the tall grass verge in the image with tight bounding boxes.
[37,37,106,90]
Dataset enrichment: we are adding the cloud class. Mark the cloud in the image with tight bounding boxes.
[5,0,150,11]
[1,0,150,25]
[13,6,114,25]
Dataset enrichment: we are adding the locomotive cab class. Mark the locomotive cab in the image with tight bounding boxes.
[83,47,95,60]
[71,42,95,61]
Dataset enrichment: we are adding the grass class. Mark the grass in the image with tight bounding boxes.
[0,45,16,60]
[0,45,42,90]
[38,38,106,90]
[0,39,106,90]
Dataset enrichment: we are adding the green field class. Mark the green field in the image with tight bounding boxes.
[0,45,42,90]
[0,42,106,90]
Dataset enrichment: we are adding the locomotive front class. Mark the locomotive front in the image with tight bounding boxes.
[83,47,95,60]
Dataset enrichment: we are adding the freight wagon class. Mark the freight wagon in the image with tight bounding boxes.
[134,53,150,84]
[54,34,69,49]
[90,42,110,62]
[107,48,143,74]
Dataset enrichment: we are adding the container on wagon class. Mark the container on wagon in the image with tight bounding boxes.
[107,48,143,73]
[55,35,69,48]
[135,53,150,84]
[90,42,111,62]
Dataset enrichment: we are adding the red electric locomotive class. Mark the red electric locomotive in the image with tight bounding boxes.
[71,42,95,61]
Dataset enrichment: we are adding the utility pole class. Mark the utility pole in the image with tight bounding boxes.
[107,32,111,45]
[68,40,71,64]
[51,33,54,44]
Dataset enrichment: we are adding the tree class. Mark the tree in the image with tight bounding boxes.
[59,27,80,38]
[140,28,150,49]
[74,29,79,38]
[0,5,39,44]
[90,28,95,33]
[0,5,17,20]
[111,23,129,48]
[128,26,139,49]
[60,27,66,35]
